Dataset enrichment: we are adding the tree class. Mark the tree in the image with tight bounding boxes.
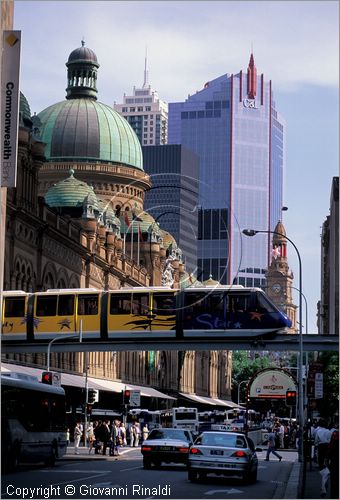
[232,351,276,403]
[315,352,339,420]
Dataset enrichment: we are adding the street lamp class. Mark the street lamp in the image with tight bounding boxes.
[242,228,304,446]
[237,380,249,405]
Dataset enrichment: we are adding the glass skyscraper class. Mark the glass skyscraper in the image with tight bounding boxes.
[168,54,285,286]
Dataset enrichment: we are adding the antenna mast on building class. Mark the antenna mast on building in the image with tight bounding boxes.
[143,47,149,88]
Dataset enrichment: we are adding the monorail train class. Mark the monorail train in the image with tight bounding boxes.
[1,285,292,341]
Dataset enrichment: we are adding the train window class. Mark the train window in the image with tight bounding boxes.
[36,296,57,316]
[4,297,25,317]
[57,295,74,316]
[206,293,224,312]
[131,294,149,315]
[78,295,99,315]
[184,292,206,314]
[153,294,175,315]
[256,293,274,312]
[227,294,250,313]
[110,294,131,314]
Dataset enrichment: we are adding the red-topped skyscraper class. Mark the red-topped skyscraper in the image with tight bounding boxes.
[169,53,285,288]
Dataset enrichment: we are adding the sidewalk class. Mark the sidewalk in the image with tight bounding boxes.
[283,459,332,499]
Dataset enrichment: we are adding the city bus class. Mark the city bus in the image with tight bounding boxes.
[127,409,161,430]
[159,407,199,432]
[1,372,67,471]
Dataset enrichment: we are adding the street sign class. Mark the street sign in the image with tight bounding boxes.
[129,390,141,407]
[314,373,323,399]
[51,372,61,387]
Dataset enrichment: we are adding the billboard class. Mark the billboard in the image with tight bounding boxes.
[249,368,297,399]
[1,31,21,187]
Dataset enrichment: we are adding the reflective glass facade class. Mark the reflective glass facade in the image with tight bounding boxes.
[168,58,285,285]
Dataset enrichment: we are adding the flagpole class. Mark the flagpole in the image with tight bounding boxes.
[130,220,134,261]
[137,224,140,264]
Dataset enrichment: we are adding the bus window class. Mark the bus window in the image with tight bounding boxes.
[36,296,57,316]
[153,294,175,315]
[110,294,131,314]
[4,297,25,317]
[57,295,74,316]
[131,294,149,315]
[78,295,98,315]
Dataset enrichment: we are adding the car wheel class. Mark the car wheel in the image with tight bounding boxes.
[250,467,258,483]
[45,445,57,466]
[188,469,198,482]
[143,458,152,469]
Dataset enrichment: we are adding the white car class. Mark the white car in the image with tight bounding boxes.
[188,431,260,483]
[141,428,194,469]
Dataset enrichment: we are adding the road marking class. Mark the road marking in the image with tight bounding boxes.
[119,466,142,472]
[40,469,112,473]
[205,488,243,495]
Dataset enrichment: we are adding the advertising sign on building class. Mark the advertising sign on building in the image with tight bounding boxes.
[249,369,297,399]
[1,31,21,187]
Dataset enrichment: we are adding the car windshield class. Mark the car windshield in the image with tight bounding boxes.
[147,429,191,441]
[196,433,247,448]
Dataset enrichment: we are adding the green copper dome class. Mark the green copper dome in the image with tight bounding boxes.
[37,99,143,170]
[45,169,99,209]
[19,92,33,127]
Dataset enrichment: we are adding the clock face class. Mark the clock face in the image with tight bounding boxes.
[272,283,281,294]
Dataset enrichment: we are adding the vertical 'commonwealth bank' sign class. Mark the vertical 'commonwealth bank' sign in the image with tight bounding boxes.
[1,31,21,187]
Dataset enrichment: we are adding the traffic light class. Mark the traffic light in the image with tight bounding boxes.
[88,389,98,404]
[286,390,297,406]
[123,389,131,405]
[41,371,53,385]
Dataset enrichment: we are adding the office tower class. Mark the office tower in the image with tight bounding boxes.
[168,54,285,286]
[319,177,339,335]
[114,53,168,146]
[143,145,199,272]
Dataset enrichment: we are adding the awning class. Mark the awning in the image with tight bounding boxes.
[88,377,175,400]
[179,392,238,408]
[1,362,101,390]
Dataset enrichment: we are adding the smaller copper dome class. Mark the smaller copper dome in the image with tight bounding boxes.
[67,40,99,66]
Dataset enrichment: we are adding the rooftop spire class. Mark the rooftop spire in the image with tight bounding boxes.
[143,47,149,88]
[247,52,257,99]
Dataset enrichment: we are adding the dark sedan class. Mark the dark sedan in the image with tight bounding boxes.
[141,428,194,469]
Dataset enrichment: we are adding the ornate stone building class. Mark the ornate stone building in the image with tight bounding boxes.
[2,41,232,406]
[265,221,298,333]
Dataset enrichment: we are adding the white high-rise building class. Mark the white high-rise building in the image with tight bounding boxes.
[114,53,168,146]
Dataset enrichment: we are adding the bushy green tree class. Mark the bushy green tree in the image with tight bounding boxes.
[232,351,276,403]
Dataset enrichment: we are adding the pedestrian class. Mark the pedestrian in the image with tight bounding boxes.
[314,419,332,470]
[66,428,70,446]
[278,421,285,449]
[327,426,339,499]
[130,423,137,447]
[142,423,149,442]
[265,428,283,462]
[134,422,141,446]
[120,422,127,446]
[73,422,82,455]
[87,422,95,454]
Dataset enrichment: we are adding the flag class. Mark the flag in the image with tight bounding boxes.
[124,211,131,228]
[138,224,144,242]
[132,209,143,222]
[271,246,281,259]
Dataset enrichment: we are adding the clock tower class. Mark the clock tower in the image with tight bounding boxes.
[266,221,298,333]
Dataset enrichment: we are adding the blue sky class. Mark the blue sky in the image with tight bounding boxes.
[14,1,339,333]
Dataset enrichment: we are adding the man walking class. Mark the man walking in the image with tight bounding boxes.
[265,428,283,462]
